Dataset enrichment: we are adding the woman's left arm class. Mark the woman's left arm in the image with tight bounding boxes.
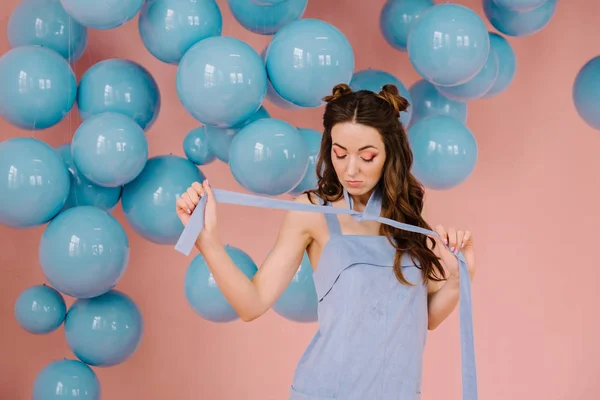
[426,226,476,330]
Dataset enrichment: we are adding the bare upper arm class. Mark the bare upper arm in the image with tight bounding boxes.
[251,192,320,312]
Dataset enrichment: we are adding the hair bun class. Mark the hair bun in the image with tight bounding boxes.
[323,83,353,103]
[378,84,410,115]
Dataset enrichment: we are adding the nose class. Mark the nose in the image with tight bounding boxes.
[346,156,359,176]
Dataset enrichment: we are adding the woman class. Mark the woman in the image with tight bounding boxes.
[175,83,477,399]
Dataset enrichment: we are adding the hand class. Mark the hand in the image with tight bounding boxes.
[176,180,218,243]
[432,225,476,280]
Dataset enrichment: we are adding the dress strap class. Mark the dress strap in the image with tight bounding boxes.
[314,194,342,236]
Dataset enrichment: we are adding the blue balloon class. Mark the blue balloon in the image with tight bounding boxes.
[64,290,143,367]
[229,118,309,195]
[482,32,517,98]
[39,206,129,298]
[492,0,547,12]
[121,155,205,244]
[252,0,287,4]
[77,58,161,131]
[379,0,434,52]
[60,0,144,30]
[205,106,271,163]
[289,128,322,195]
[71,112,148,187]
[273,251,317,323]
[483,0,556,37]
[228,0,307,35]
[573,56,600,131]
[8,0,88,63]
[185,245,258,323]
[184,127,216,166]
[56,144,122,211]
[0,46,76,130]
[14,284,66,334]
[139,0,222,65]
[33,359,100,400]
[0,138,70,228]
[177,36,267,127]
[265,19,355,108]
[408,116,478,190]
[407,4,490,87]
[409,80,467,126]
[435,44,499,102]
[349,69,413,126]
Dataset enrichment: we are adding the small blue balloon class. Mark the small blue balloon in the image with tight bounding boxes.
[0,46,76,130]
[483,0,556,37]
[77,58,161,131]
[184,127,216,165]
[379,0,434,52]
[33,359,100,400]
[205,106,271,163]
[252,0,287,4]
[177,36,267,127]
[408,116,478,190]
[229,118,309,196]
[71,112,149,187]
[8,0,88,63]
[492,0,547,12]
[0,138,70,228]
[39,206,130,299]
[60,0,144,30]
[273,251,317,323]
[289,128,322,195]
[228,0,307,35]
[573,56,600,131]
[409,80,467,126]
[56,144,122,211]
[265,19,355,107]
[350,68,413,126]
[408,4,490,87]
[139,0,222,65]
[482,32,517,98]
[185,245,258,323]
[14,284,66,334]
[121,155,205,244]
[64,290,143,367]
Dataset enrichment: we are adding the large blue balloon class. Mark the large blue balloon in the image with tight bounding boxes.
[408,116,478,190]
[573,56,600,131]
[482,32,517,98]
[289,128,322,195]
[492,0,547,12]
[39,206,130,298]
[33,359,100,400]
[272,251,317,323]
[14,284,66,335]
[139,0,222,65]
[8,0,88,63]
[0,138,70,228]
[228,0,307,35]
[349,69,413,126]
[379,0,434,52]
[71,112,149,187]
[60,0,144,30]
[407,4,490,87]
[229,118,309,195]
[409,80,467,126]
[56,144,122,212]
[77,58,161,131]
[185,245,258,323]
[265,19,355,108]
[64,290,143,367]
[121,155,205,244]
[0,46,76,130]
[177,36,267,127]
[483,0,556,37]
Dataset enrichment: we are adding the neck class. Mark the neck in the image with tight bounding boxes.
[345,187,378,212]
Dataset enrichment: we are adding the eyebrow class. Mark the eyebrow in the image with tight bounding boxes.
[332,142,378,151]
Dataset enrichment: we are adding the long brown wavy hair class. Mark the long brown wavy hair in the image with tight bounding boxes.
[306,83,445,286]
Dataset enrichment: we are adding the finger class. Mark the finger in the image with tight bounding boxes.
[461,230,472,249]
[191,181,204,197]
[455,230,465,253]
[434,224,448,246]
[176,197,191,214]
[186,187,200,205]
[203,179,213,200]
[180,193,195,212]
[447,227,457,252]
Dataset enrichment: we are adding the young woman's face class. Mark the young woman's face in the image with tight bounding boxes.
[330,122,386,196]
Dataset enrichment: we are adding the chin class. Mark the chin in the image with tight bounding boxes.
[343,185,374,196]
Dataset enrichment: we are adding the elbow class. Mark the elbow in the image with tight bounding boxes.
[427,317,440,331]
[239,307,265,323]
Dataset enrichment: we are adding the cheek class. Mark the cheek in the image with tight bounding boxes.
[365,159,385,179]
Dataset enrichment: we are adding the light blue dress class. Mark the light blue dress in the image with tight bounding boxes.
[175,186,478,400]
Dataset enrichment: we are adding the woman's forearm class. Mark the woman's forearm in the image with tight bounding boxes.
[427,276,460,330]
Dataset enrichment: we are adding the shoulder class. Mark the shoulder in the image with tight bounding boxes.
[293,191,322,205]
[280,192,323,233]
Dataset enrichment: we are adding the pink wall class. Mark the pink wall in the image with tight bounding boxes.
[1,0,599,399]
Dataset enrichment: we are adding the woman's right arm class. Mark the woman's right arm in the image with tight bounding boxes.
[180,181,316,322]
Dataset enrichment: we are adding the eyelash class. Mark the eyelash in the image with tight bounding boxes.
[334,155,375,163]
